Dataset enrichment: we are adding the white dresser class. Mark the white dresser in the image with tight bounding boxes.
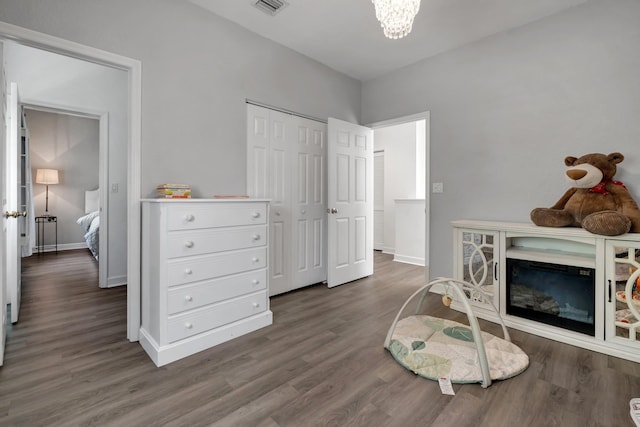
[139,199,272,366]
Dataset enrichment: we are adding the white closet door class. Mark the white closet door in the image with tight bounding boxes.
[247,104,328,295]
[247,105,293,296]
[292,116,327,288]
[267,110,292,296]
[246,105,269,199]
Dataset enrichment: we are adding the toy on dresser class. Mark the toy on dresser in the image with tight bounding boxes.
[156,183,191,199]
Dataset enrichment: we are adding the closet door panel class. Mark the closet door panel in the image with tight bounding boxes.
[269,220,286,295]
[268,110,292,295]
[292,118,327,288]
[247,105,269,198]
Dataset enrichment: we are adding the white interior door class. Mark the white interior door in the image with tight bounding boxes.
[327,118,374,287]
[292,116,326,288]
[0,41,8,365]
[6,82,22,324]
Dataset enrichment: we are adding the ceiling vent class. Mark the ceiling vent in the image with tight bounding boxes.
[253,0,289,16]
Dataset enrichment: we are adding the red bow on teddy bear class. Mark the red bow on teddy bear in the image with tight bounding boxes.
[589,178,626,195]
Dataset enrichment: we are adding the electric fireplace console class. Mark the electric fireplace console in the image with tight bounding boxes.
[451,220,640,363]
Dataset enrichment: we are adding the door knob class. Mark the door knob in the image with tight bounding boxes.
[326,208,338,214]
[4,211,27,218]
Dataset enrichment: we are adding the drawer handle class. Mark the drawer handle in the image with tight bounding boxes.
[185,295,193,302]
[185,322,193,329]
[252,234,261,241]
[252,257,259,263]
[252,279,260,285]
[184,241,194,248]
[185,214,195,222]
[185,268,193,275]
[252,212,261,219]
[252,302,260,308]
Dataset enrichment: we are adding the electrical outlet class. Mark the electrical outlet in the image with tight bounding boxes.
[432,182,444,193]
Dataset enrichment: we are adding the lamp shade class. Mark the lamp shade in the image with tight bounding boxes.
[36,169,59,185]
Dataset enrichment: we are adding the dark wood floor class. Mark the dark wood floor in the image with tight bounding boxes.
[1,250,639,426]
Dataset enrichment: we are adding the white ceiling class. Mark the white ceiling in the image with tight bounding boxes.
[187,0,588,82]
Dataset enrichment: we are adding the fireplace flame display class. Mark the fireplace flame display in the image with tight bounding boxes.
[507,259,596,336]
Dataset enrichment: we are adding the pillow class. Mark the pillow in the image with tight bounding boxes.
[77,211,99,232]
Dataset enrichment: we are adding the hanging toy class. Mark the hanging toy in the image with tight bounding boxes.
[442,286,452,307]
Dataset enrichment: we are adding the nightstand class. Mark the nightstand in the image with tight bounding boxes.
[35,215,57,254]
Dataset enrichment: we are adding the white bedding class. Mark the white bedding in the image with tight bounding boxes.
[77,210,99,260]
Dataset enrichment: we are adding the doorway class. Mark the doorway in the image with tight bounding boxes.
[0,23,142,341]
[368,112,430,275]
[25,106,104,282]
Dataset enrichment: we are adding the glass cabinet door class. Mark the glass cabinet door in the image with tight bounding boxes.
[606,241,640,345]
[454,229,499,309]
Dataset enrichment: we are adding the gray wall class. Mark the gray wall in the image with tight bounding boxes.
[0,0,361,198]
[0,0,362,288]
[26,109,99,248]
[362,0,640,278]
[4,0,638,284]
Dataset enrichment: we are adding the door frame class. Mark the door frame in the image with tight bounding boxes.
[0,21,142,341]
[373,150,385,251]
[366,111,430,282]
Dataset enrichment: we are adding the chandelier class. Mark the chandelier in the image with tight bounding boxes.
[371,0,421,39]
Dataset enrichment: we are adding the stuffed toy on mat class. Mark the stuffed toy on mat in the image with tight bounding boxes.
[530,152,640,236]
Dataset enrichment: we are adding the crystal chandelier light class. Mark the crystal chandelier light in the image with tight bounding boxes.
[371,0,421,39]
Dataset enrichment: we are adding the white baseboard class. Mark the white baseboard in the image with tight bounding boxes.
[59,243,89,251]
[106,275,127,288]
[30,242,88,253]
[393,254,425,266]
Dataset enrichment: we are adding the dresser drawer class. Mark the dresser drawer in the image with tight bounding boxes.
[167,202,267,231]
[166,225,266,258]
[167,247,266,286]
[166,291,268,343]
[167,269,267,315]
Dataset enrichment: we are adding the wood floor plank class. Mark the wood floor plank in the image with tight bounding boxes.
[0,249,639,426]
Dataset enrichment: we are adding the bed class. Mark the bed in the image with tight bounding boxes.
[76,189,99,260]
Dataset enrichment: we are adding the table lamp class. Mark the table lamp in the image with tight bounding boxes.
[36,168,59,215]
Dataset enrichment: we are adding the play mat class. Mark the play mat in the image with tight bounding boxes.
[384,278,529,388]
